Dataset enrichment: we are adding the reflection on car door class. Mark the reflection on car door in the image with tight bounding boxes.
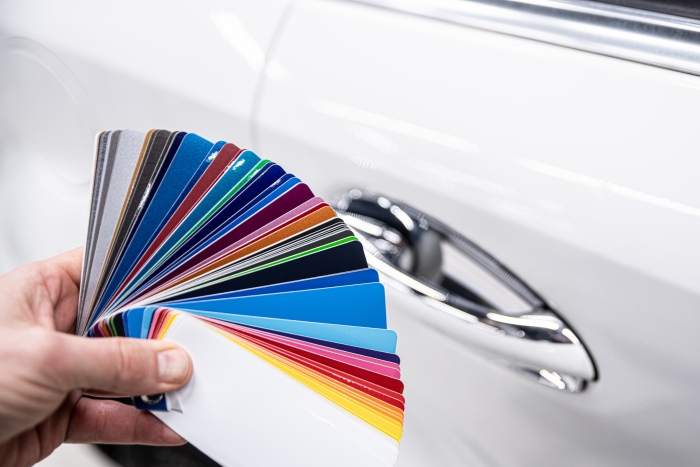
[254,1,700,465]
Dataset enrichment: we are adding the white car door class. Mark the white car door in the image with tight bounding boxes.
[1,0,699,465]
[0,0,292,272]
[253,1,700,466]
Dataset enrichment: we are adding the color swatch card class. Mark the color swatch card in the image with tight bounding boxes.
[78,129,404,467]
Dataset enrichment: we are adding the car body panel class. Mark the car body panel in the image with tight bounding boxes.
[0,0,291,270]
[255,2,700,465]
[1,0,699,465]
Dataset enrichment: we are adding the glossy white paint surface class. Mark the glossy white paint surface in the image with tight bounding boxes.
[0,0,291,270]
[255,1,700,465]
[258,0,700,297]
[0,0,699,465]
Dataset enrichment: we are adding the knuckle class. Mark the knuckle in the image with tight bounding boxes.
[113,338,153,385]
[33,261,60,292]
[113,339,134,377]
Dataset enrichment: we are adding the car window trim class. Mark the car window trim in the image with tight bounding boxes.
[343,0,700,77]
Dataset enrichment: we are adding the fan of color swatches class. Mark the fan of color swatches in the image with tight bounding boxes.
[77,129,404,467]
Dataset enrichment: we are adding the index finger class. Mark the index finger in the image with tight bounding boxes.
[48,247,84,333]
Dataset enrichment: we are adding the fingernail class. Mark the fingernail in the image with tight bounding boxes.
[158,349,189,383]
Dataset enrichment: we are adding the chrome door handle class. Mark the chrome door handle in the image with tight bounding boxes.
[332,189,597,392]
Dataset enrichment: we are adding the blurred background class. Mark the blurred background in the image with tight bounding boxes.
[2,0,700,465]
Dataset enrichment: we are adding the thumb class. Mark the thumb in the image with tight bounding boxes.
[51,333,192,396]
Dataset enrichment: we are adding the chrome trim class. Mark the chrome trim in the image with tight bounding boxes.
[333,189,597,392]
[344,0,700,76]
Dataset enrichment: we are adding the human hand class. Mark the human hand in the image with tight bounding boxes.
[0,248,193,467]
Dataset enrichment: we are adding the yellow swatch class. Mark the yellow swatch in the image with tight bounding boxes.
[212,324,403,441]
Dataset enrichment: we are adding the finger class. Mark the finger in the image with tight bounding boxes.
[50,247,84,289]
[65,397,185,445]
[51,333,192,396]
[48,247,84,332]
[8,247,85,332]
[83,390,133,398]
